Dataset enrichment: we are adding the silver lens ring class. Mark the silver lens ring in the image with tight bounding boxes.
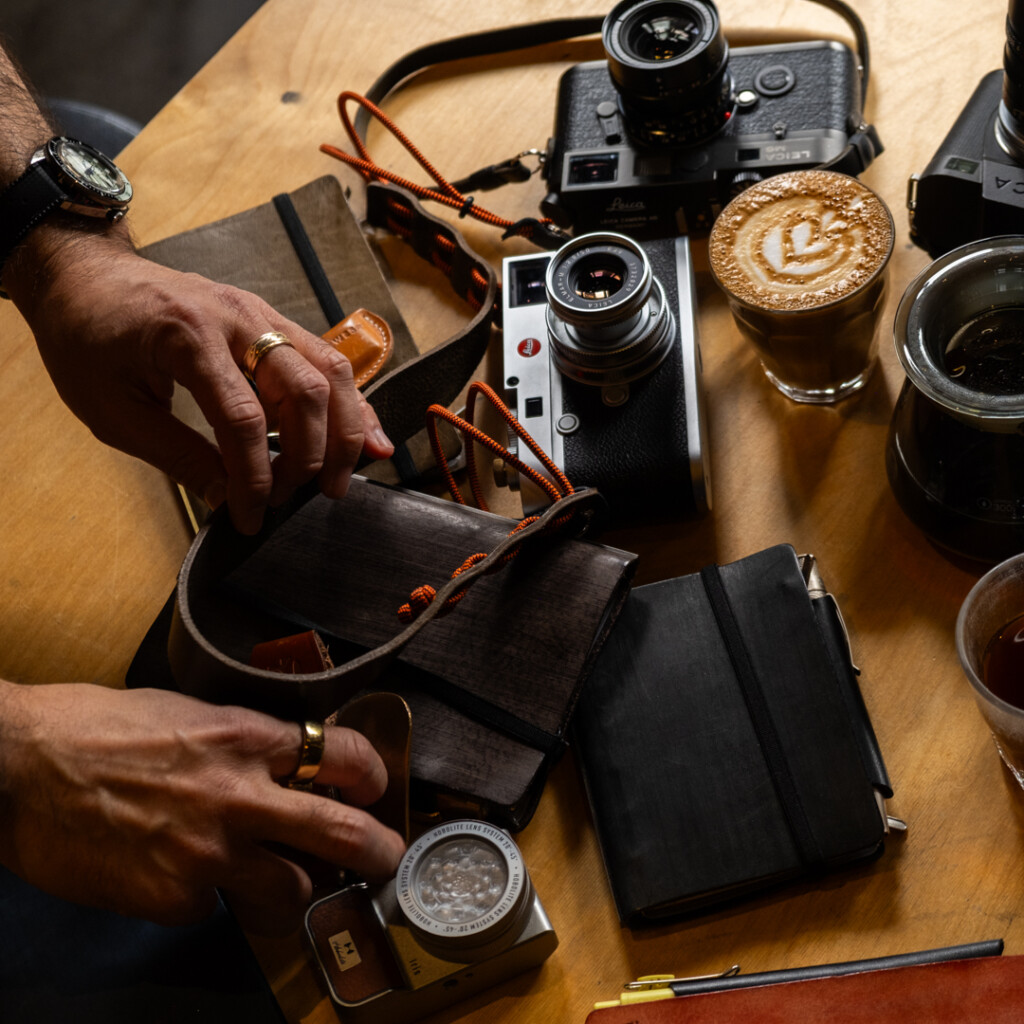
[545,232,675,386]
[394,819,533,959]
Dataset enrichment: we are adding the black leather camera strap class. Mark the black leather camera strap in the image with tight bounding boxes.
[360,180,498,456]
[354,17,604,139]
[355,0,875,140]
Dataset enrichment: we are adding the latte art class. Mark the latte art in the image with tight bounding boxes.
[710,170,893,312]
[709,169,894,403]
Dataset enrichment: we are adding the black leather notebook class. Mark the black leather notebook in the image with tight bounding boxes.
[572,544,893,924]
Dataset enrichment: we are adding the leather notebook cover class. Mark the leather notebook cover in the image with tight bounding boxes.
[139,174,418,451]
[572,544,892,923]
[584,955,1024,1023]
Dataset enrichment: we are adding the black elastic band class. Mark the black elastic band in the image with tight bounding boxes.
[700,562,823,867]
[272,192,346,327]
[390,442,421,487]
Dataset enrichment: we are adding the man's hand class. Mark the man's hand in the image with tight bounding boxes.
[8,233,394,534]
[0,680,406,935]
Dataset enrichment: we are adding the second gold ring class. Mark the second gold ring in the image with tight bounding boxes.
[243,331,294,383]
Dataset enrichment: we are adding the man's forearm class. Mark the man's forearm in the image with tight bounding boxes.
[0,40,133,308]
[0,41,54,184]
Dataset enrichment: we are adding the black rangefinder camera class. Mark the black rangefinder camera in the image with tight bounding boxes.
[540,0,879,238]
[909,1,1024,256]
[500,231,711,524]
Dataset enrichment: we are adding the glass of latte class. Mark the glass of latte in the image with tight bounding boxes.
[709,169,894,404]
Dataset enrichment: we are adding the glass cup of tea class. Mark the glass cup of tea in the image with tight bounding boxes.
[709,169,894,404]
[956,551,1024,787]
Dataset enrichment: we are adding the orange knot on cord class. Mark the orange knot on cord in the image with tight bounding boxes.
[397,551,492,623]
[398,584,437,623]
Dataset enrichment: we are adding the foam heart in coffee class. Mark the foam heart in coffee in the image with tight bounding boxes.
[709,169,892,312]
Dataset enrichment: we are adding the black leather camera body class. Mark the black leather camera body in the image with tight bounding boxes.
[540,0,871,238]
[910,72,1024,257]
[910,2,1024,257]
[500,232,711,525]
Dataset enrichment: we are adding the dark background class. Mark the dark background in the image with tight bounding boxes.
[0,0,264,131]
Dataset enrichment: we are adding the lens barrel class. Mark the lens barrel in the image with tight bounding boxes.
[998,0,1024,159]
[602,0,732,146]
[545,232,675,387]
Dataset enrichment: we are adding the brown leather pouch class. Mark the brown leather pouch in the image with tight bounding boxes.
[129,478,636,830]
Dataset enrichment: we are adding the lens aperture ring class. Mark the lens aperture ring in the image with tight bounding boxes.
[624,73,734,147]
[547,277,676,386]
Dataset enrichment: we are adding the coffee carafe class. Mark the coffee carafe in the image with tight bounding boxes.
[886,237,1024,564]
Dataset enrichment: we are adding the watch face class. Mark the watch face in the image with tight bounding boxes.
[49,138,132,203]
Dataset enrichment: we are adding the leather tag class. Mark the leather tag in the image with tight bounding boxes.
[250,630,334,674]
[322,308,394,388]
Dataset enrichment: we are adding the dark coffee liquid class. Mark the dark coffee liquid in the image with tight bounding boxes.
[982,612,1024,708]
[944,306,1024,395]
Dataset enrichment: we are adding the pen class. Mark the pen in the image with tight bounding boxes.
[594,938,1005,1008]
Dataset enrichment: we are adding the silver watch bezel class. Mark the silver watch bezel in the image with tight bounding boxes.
[32,136,133,220]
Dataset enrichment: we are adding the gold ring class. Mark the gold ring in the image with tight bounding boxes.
[288,720,325,784]
[243,331,293,383]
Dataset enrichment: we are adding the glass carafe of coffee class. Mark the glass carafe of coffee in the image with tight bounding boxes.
[887,237,1024,564]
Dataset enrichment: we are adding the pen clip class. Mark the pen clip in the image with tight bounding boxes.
[623,965,741,991]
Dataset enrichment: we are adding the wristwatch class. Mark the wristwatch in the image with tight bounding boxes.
[0,136,133,292]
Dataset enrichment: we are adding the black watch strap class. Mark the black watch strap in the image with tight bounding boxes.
[0,164,67,289]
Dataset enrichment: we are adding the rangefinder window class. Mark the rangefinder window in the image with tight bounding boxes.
[508,258,550,307]
[568,153,619,184]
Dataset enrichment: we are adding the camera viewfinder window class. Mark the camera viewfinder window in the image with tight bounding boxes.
[509,258,550,307]
[945,157,980,174]
[569,153,619,184]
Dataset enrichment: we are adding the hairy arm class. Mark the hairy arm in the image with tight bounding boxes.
[0,42,393,533]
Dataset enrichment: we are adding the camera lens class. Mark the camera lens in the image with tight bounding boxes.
[998,0,1024,159]
[395,820,534,961]
[545,232,675,387]
[602,0,732,146]
[411,836,508,924]
[569,252,628,300]
[625,7,702,61]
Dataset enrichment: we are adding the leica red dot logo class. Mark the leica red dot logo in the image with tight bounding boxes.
[517,338,543,358]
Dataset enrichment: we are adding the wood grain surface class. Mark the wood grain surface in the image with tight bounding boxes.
[2,1,1022,1021]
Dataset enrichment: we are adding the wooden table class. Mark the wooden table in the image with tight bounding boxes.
[2,0,1022,1020]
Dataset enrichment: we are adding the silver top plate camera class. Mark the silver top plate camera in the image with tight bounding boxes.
[501,231,711,524]
[305,819,557,1024]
